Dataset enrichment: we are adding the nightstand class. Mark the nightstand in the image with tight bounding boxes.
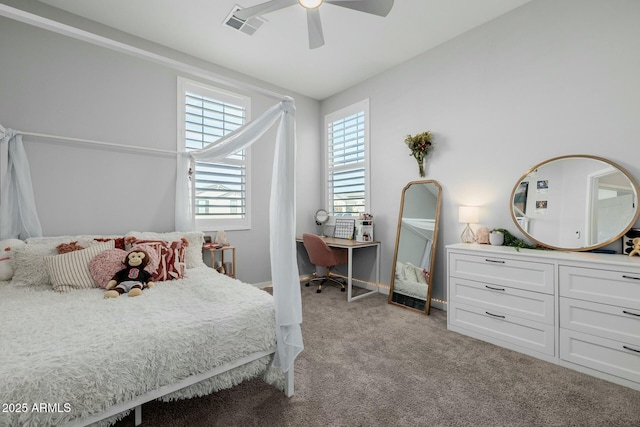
[203,245,236,278]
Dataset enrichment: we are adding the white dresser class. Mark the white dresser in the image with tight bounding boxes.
[447,243,640,391]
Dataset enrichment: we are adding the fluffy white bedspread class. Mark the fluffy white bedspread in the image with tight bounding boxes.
[394,279,428,300]
[0,267,278,427]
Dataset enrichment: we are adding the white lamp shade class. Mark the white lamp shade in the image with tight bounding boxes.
[459,206,479,224]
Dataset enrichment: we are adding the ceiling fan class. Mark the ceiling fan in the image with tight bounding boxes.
[233,0,395,49]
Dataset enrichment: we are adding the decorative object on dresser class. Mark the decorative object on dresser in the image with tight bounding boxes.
[447,241,640,392]
[389,180,442,314]
[404,131,434,177]
[490,228,537,250]
[475,226,490,244]
[622,228,640,256]
[510,155,640,251]
[628,238,640,257]
[488,230,503,246]
[458,206,479,243]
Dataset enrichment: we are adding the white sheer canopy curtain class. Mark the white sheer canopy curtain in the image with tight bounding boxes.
[175,98,303,373]
[0,128,43,240]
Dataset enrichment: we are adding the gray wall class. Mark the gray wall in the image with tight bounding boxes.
[3,0,640,303]
[320,0,640,304]
[0,9,321,285]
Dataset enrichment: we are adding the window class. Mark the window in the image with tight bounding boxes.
[178,78,251,231]
[325,99,370,216]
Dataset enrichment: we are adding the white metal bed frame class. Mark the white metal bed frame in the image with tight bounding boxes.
[1,9,299,426]
[66,348,294,427]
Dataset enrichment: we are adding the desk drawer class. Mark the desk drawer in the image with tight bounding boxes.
[450,277,554,325]
[449,253,554,294]
[449,301,555,356]
[560,329,640,384]
[560,297,640,346]
[559,266,640,309]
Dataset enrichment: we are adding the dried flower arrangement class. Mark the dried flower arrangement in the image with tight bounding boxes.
[404,131,434,177]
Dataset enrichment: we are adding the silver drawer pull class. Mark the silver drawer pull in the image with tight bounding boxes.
[623,345,640,354]
[485,285,506,291]
[622,275,640,281]
[485,259,506,264]
[485,311,506,319]
[623,310,640,317]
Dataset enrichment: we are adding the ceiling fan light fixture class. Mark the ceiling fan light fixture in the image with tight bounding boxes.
[299,0,323,9]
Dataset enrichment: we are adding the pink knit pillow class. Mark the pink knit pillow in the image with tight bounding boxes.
[89,248,127,289]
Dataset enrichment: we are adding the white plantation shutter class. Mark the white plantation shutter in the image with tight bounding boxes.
[179,78,251,230]
[325,100,369,216]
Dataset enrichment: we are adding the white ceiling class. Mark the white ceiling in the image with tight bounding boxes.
[34,0,531,100]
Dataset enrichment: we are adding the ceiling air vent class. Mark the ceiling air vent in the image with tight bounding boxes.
[224,5,266,36]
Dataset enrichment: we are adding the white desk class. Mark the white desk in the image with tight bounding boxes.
[297,236,381,302]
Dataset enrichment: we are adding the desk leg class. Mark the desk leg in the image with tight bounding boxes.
[347,247,354,302]
[347,243,380,302]
[375,243,380,285]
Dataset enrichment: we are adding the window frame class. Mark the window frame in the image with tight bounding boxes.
[324,99,371,217]
[177,77,252,231]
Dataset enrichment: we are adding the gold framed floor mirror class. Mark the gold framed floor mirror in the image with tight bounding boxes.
[389,180,442,315]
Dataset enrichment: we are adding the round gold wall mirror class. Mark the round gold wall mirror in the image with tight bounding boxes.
[510,155,640,251]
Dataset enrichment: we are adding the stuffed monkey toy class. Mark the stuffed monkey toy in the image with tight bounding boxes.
[104,250,155,298]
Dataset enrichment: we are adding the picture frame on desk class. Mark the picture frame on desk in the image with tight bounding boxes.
[334,218,356,239]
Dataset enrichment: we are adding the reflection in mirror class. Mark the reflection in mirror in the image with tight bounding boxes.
[511,155,640,251]
[389,180,442,315]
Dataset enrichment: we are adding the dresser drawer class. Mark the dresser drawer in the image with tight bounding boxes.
[449,301,555,356]
[560,329,640,384]
[450,277,554,325]
[449,253,554,294]
[559,266,640,309]
[560,297,640,346]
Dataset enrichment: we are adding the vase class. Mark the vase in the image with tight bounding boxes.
[418,162,425,177]
[489,231,504,246]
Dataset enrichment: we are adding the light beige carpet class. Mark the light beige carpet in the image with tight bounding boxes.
[114,284,640,427]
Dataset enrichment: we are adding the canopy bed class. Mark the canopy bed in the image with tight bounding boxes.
[0,96,302,426]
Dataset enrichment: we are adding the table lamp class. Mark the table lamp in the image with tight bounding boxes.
[459,206,479,243]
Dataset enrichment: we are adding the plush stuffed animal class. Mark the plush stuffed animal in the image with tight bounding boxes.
[104,250,155,298]
[629,237,640,257]
[0,239,26,281]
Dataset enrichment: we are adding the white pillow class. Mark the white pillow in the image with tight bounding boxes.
[414,265,428,284]
[395,262,406,280]
[26,234,123,245]
[403,262,419,283]
[44,241,115,292]
[12,244,58,287]
[125,231,205,269]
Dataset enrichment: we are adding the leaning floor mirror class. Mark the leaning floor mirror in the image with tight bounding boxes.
[389,180,442,315]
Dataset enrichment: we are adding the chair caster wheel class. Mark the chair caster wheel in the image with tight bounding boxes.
[341,288,346,292]
[316,289,322,293]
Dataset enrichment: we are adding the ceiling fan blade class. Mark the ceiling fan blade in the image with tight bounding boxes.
[233,0,298,21]
[325,0,394,17]
[307,8,325,49]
